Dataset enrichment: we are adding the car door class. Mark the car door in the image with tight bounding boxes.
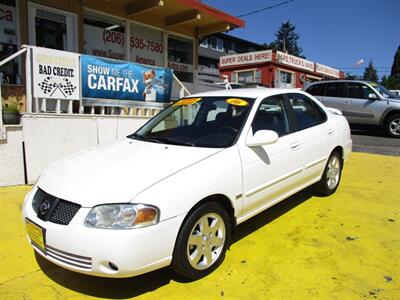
[286,93,334,183]
[317,82,347,113]
[239,94,304,218]
[343,82,385,125]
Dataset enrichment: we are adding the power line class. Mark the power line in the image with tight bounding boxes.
[237,0,296,18]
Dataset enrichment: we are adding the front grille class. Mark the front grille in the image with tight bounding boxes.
[32,188,81,225]
[49,200,81,225]
[46,245,92,270]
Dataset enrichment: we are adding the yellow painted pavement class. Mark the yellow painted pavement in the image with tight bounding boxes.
[1,152,399,299]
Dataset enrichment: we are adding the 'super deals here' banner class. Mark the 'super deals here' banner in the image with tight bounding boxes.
[81,55,173,102]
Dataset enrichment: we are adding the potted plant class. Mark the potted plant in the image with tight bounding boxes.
[2,101,21,125]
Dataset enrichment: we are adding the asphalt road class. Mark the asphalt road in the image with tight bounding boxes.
[351,127,400,156]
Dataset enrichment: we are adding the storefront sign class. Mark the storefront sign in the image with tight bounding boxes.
[275,51,314,72]
[81,55,173,102]
[32,47,80,100]
[83,24,125,60]
[0,3,17,45]
[219,50,272,67]
[315,63,340,78]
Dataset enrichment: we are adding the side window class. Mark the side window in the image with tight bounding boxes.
[306,83,326,96]
[348,82,376,99]
[326,82,346,98]
[288,93,327,131]
[251,95,290,137]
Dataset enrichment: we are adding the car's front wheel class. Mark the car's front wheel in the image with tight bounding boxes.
[314,151,343,196]
[171,202,231,280]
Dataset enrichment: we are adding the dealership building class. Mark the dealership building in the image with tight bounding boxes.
[219,50,345,89]
[0,0,244,102]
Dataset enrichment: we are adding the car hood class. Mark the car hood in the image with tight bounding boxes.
[37,138,222,207]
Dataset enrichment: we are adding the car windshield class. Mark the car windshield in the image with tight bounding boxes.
[374,84,396,98]
[128,96,255,148]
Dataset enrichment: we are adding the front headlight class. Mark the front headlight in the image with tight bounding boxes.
[84,204,159,229]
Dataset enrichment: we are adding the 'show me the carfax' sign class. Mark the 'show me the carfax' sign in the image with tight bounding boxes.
[32,47,80,100]
[80,55,173,103]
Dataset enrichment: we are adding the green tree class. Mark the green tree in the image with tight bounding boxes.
[383,46,400,89]
[270,21,304,58]
[363,61,378,82]
[390,46,400,78]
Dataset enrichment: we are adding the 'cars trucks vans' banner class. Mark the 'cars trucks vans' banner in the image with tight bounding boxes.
[81,55,173,103]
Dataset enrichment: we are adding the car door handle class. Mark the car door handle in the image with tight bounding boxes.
[345,99,353,104]
[328,129,335,136]
[290,142,300,151]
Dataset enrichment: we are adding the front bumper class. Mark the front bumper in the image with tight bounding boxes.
[22,188,185,278]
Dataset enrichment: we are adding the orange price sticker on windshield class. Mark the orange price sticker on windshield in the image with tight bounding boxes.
[174,98,202,106]
[226,98,249,107]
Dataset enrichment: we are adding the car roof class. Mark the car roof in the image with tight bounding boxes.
[189,88,303,99]
[307,79,372,85]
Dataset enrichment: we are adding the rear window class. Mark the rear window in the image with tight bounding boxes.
[306,83,326,96]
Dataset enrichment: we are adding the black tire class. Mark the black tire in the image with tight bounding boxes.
[314,151,343,196]
[171,202,231,280]
[385,114,400,138]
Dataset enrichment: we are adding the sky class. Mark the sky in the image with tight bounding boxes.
[203,0,400,79]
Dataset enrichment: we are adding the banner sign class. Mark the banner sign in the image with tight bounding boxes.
[276,51,314,72]
[315,63,340,78]
[81,55,173,102]
[219,50,272,68]
[32,47,80,100]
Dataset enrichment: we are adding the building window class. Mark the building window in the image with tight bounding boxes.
[0,0,19,84]
[168,35,193,83]
[131,23,163,67]
[83,13,125,60]
[276,70,295,88]
[210,36,223,51]
[200,38,208,48]
[237,70,255,84]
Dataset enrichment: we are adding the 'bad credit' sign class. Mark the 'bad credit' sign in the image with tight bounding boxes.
[220,50,272,68]
[32,47,80,100]
[81,55,173,103]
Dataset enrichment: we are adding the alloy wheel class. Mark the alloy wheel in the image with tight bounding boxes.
[186,213,226,270]
[326,156,341,189]
[389,117,400,136]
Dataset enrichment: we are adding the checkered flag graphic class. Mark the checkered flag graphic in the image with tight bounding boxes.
[38,77,57,94]
[59,78,77,96]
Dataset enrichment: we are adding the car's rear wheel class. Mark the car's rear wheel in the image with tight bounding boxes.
[171,202,231,280]
[314,151,342,196]
[385,114,400,138]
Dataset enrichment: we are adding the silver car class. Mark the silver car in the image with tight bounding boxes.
[304,80,400,137]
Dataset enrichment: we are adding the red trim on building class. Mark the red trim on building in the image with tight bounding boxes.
[174,0,245,28]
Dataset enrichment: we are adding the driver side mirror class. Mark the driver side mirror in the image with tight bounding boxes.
[368,93,378,100]
[246,130,279,147]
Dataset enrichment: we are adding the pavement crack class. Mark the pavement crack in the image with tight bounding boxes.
[0,269,41,287]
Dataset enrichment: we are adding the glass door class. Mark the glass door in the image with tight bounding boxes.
[28,3,77,52]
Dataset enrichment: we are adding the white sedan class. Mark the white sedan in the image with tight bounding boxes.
[23,88,352,280]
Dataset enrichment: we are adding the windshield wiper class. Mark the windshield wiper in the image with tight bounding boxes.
[128,133,164,144]
[129,134,195,146]
[162,138,195,147]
